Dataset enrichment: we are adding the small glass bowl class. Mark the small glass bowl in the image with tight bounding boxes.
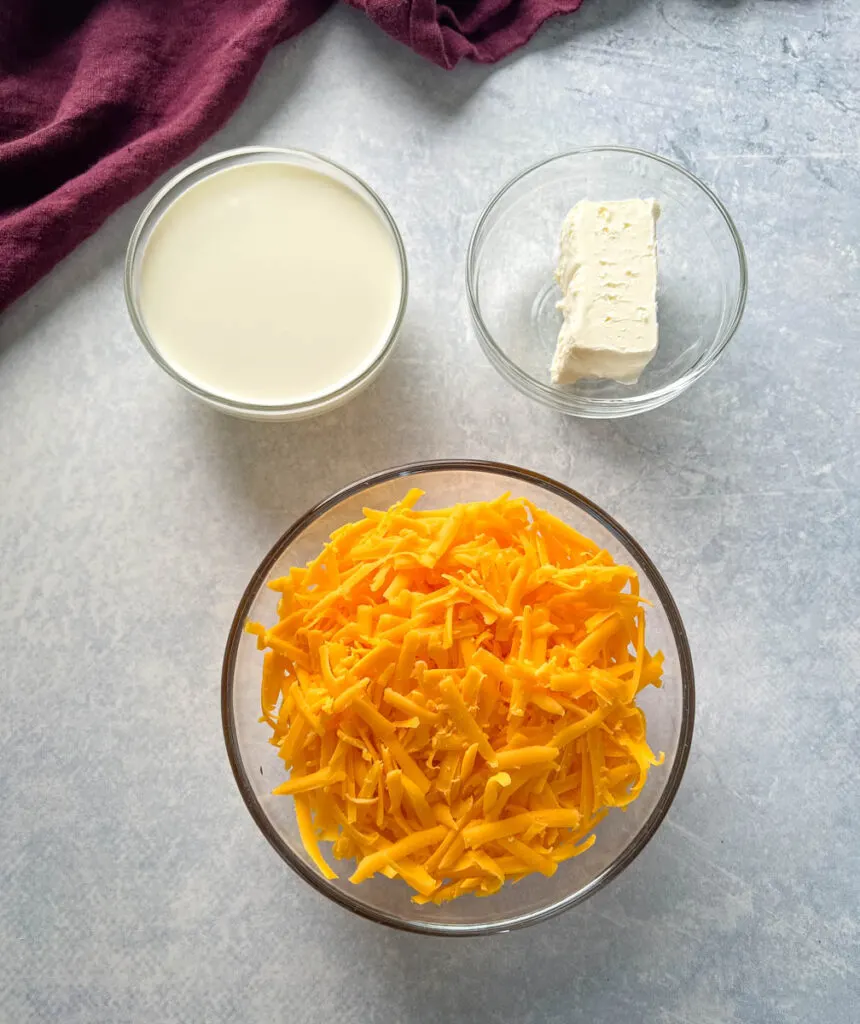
[124,147,408,421]
[222,461,695,935]
[466,147,747,418]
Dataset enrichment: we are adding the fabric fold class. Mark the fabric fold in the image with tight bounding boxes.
[0,0,583,311]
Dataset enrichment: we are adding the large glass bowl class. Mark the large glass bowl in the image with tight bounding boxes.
[222,462,695,935]
[467,147,747,418]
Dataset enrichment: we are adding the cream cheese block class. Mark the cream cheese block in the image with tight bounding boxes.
[552,198,660,386]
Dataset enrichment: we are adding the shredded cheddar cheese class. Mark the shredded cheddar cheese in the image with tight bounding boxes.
[247,491,664,904]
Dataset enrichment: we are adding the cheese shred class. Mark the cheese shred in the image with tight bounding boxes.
[248,492,664,904]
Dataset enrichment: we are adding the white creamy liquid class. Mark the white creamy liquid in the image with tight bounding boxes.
[138,161,402,406]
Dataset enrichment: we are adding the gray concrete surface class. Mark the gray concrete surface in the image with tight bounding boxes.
[1,1,858,1021]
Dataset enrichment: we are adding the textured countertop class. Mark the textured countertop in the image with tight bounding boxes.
[1,1,858,1021]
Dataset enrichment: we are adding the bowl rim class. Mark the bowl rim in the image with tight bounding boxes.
[124,145,409,416]
[465,145,748,418]
[221,460,696,936]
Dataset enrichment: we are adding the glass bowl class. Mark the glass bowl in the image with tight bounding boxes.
[124,147,408,421]
[466,147,747,418]
[222,461,695,935]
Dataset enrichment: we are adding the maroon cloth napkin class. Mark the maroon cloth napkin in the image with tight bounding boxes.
[0,0,582,313]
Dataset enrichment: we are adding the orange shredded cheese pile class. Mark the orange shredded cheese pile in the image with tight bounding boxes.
[247,490,664,904]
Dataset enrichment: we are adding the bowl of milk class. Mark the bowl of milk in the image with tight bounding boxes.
[125,147,408,420]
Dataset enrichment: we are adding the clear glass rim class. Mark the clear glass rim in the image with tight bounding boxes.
[465,146,749,418]
[124,146,409,415]
[221,460,696,936]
